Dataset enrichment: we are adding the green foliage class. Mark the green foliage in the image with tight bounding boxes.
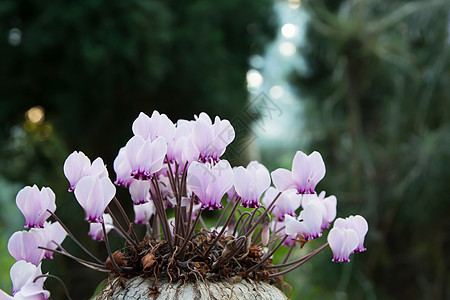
[290,0,450,299]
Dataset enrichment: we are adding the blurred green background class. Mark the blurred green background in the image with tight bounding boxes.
[0,0,449,299]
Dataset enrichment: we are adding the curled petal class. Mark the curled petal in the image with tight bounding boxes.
[63,151,107,192]
[305,151,326,193]
[63,151,90,191]
[271,169,296,192]
[347,215,368,252]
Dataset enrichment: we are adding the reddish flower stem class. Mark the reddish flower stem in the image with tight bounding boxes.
[47,210,103,264]
[245,192,282,239]
[245,235,288,274]
[268,243,329,275]
[112,197,138,242]
[105,206,139,250]
[33,274,72,300]
[101,221,123,274]
[204,198,241,257]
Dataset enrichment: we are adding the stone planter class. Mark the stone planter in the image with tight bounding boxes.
[98,276,287,299]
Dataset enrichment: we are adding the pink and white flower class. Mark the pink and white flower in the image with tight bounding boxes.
[233,161,271,208]
[41,222,67,259]
[129,179,151,205]
[74,175,116,223]
[301,191,337,230]
[113,147,133,188]
[172,135,200,171]
[271,151,326,194]
[9,260,50,299]
[63,151,108,192]
[333,215,368,253]
[284,204,323,241]
[15,185,56,228]
[187,160,233,210]
[125,136,167,180]
[192,113,235,163]
[3,260,50,299]
[8,230,46,266]
[132,111,176,143]
[327,226,359,262]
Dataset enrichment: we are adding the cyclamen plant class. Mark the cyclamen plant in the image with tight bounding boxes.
[2,111,368,299]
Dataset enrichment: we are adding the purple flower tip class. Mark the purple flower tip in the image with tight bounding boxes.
[202,202,224,210]
[240,200,261,209]
[87,215,103,223]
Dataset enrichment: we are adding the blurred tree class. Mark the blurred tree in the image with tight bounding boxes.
[0,0,275,298]
[289,0,450,299]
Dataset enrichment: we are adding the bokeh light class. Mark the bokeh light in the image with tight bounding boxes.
[8,28,21,46]
[279,42,296,56]
[269,85,284,99]
[246,69,264,88]
[25,106,45,124]
[281,24,298,39]
[288,0,301,9]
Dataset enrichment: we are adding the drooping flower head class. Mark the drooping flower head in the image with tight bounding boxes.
[187,160,233,210]
[63,151,108,192]
[15,185,56,228]
[327,226,359,262]
[285,203,323,242]
[333,215,368,253]
[74,175,116,223]
[271,150,326,194]
[233,161,271,208]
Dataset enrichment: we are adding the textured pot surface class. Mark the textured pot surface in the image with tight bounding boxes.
[98,276,287,299]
